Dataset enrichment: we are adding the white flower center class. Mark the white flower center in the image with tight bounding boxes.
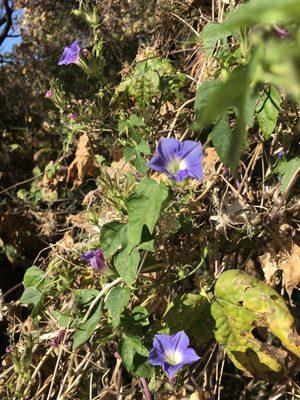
[167,159,186,175]
[165,350,183,365]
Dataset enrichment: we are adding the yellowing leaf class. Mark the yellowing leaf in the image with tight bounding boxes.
[212,270,300,380]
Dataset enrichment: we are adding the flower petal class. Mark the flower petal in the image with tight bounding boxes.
[148,348,166,366]
[170,331,190,353]
[152,334,173,355]
[82,250,95,261]
[178,140,202,160]
[58,39,80,65]
[181,348,200,365]
[186,163,203,180]
[148,154,169,174]
[157,138,181,163]
[163,362,185,377]
[172,169,189,182]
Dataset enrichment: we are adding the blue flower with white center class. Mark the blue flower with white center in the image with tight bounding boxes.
[148,331,200,377]
[148,137,203,182]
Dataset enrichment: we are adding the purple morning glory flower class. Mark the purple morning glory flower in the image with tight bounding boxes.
[148,138,203,182]
[148,331,200,377]
[82,249,106,272]
[45,89,52,98]
[58,39,80,65]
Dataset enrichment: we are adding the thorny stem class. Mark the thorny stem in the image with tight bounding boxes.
[140,377,152,400]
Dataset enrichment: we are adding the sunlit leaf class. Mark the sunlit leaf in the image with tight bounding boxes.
[73,302,102,350]
[164,293,214,346]
[256,86,281,140]
[211,270,300,380]
[105,286,131,327]
[127,178,169,250]
[274,157,300,192]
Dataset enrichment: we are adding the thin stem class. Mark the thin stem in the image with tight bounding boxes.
[140,377,152,400]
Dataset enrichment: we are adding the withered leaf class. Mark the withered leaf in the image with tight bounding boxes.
[280,241,300,298]
[67,133,95,190]
[259,244,278,285]
[259,240,300,298]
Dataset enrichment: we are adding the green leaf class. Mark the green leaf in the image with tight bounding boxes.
[211,270,300,380]
[194,79,221,130]
[128,114,146,128]
[274,157,300,192]
[74,289,100,307]
[164,293,214,346]
[58,312,74,328]
[136,139,150,155]
[127,178,169,250]
[201,66,256,126]
[105,286,131,327]
[20,287,43,318]
[23,266,45,289]
[20,287,42,306]
[224,0,300,29]
[134,151,148,175]
[257,87,281,140]
[202,22,237,57]
[100,221,127,259]
[132,306,149,327]
[197,65,257,175]
[210,114,233,169]
[118,335,154,377]
[73,302,103,350]
[124,146,135,162]
[114,247,140,285]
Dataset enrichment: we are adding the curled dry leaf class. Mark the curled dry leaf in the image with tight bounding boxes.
[67,133,96,190]
[60,230,74,249]
[259,244,278,285]
[259,239,300,298]
[280,241,300,299]
[202,147,219,177]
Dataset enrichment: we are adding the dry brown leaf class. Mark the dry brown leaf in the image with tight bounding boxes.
[106,158,134,178]
[67,133,95,190]
[60,231,74,249]
[279,241,300,298]
[259,245,278,285]
[151,171,170,184]
[259,239,300,298]
[159,101,175,116]
[203,147,219,174]
[190,391,210,400]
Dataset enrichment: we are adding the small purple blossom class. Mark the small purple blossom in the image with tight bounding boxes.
[82,249,106,272]
[148,138,203,182]
[6,345,13,353]
[58,39,80,65]
[45,89,52,98]
[148,331,200,378]
[277,150,284,159]
[69,112,78,121]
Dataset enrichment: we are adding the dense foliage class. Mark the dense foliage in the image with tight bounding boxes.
[0,0,299,399]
